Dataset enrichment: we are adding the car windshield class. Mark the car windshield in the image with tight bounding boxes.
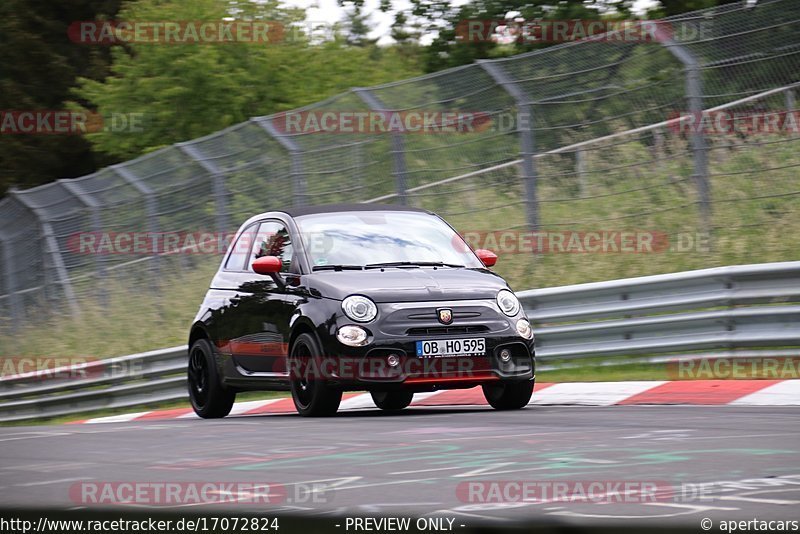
[295,211,483,270]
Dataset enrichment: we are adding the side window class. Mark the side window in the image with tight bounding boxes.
[224,224,257,271]
[250,221,294,273]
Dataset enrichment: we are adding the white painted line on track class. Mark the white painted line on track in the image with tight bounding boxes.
[0,431,72,442]
[14,477,90,487]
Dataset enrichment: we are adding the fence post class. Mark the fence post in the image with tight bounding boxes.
[576,147,587,198]
[787,88,796,111]
[177,142,231,236]
[254,118,307,207]
[353,88,409,205]
[8,190,80,316]
[0,234,21,331]
[655,28,711,241]
[478,60,539,231]
[354,141,365,199]
[113,164,161,276]
[58,179,107,307]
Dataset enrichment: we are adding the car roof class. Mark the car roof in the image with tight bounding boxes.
[275,203,431,218]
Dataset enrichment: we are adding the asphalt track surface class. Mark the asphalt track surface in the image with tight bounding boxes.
[1,405,799,530]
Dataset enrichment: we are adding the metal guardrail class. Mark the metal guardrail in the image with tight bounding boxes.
[519,261,800,360]
[1,261,799,423]
[0,347,187,423]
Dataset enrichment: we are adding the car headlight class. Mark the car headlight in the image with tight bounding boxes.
[497,289,521,316]
[337,325,370,346]
[342,295,378,323]
[516,318,533,340]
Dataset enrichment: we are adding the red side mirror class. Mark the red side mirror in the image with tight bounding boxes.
[475,248,497,267]
[252,256,282,275]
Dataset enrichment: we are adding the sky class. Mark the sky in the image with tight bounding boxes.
[283,0,661,44]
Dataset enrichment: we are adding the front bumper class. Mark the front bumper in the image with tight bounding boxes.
[318,299,535,390]
[332,340,534,390]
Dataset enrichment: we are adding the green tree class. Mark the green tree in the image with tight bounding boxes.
[0,0,124,193]
[649,0,741,17]
[343,4,378,46]
[74,0,421,160]
[378,0,745,72]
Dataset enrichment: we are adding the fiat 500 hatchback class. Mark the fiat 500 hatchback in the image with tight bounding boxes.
[188,204,535,417]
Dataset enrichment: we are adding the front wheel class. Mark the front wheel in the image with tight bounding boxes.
[289,333,342,417]
[371,391,414,411]
[482,380,534,410]
[188,338,235,418]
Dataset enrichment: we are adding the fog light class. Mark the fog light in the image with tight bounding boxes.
[499,348,512,362]
[386,354,400,367]
[516,319,534,340]
[336,325,369,347]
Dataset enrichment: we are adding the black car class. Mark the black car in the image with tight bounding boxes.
[187,204,535,417]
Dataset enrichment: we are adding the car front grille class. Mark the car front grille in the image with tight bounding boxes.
[406,325,490,336]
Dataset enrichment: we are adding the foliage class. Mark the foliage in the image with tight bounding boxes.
[72,0,421,160]
[0,0,124,193]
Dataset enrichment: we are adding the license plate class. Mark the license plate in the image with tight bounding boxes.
[416,338,485,358]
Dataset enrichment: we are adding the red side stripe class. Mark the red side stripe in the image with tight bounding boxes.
[618,379,782,405]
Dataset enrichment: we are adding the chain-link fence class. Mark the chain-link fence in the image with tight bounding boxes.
[1,0,798,333]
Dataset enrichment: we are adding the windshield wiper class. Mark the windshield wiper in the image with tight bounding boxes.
[364,261,464,269]
[312,264,364,271]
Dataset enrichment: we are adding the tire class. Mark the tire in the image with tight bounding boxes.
[371,390,414,411]
[289,333,342,417]
[188,338,235,418]
[482,380,534,410]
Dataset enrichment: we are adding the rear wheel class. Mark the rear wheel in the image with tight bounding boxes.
[188,338,235,418]
[371,391,414,411]
[289,333,342,417]
[482,380,533,410]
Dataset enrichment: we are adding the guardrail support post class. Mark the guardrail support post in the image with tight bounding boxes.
[254,118,307,207]
[0,235,21,331]
[656,29,711,244]
[177,142,231,236]
[354,88,409,205]
[576,147,587,198]
[59,179,108,307]
[114,165,162,276]
[478,60,540,231]
[8,190,80,316]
